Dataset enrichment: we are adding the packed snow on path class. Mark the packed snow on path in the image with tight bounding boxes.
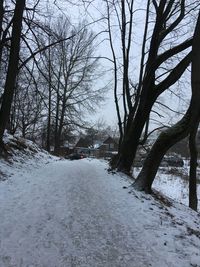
[0,157,200,267]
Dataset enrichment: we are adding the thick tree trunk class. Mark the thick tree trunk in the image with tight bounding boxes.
[0,1,3,31]
[0,0,26,150]
[115,96,154,174]
[133,110,192,193]
[0,0,4,66]
[189,122,198,211]
[188,11,200,210]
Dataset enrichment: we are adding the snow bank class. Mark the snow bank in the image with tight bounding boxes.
[0,133,58,181]
[133,166,200,210]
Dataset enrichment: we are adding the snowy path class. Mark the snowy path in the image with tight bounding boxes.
[0,159,200,267]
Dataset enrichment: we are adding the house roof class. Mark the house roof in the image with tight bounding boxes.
[75,137,90,148]
[103,136,118,145]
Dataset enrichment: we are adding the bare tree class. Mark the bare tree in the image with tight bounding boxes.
[105,0,134,150]
[35,18,105,153]
[0,1,77,152]
[106,0,199,174]
[133,10,200,211]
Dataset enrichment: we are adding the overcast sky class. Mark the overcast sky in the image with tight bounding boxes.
[43,0,192,130]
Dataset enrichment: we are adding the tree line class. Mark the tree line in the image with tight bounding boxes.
[0,0,105,155]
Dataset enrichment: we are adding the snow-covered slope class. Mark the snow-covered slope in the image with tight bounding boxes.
[133,166,200,209]
[0,153,200,267]
[0,133,57,181]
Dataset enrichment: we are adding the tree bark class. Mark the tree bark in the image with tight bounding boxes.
[54,91,60,154]
[188,11,200,211]
[189,122,198,211]
[116,92,155,174]
[134,109,191,193]
[46,90,51,152]
[46,36,52,152]
[0,1,3,40]
[0,0,26,150]
[0,0,4,65]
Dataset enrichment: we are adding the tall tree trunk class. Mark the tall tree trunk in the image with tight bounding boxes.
[54,65,62,155]
[0,1,3,42]
[116,95,155,174]
[54,106,65,154]
[134,109,192,193]
[188,11,200,211]
[54,91,60,154]
[0,0,26,150]
[0,0,4,66]
[189,122,198,211]
[46,43,51,152]
[54,77,68,154]
[46,85,51,152]
[22,119,26,138]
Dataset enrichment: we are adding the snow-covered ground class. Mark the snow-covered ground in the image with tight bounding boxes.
[0,133,57,181]
[133,166,200,208]
[0,147,200,267]
[153,169,200,207]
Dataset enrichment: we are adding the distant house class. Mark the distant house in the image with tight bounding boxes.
[103,136,118,150]
[74,137,91,155]
[98,136,118,158]
[73,136,119,158]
